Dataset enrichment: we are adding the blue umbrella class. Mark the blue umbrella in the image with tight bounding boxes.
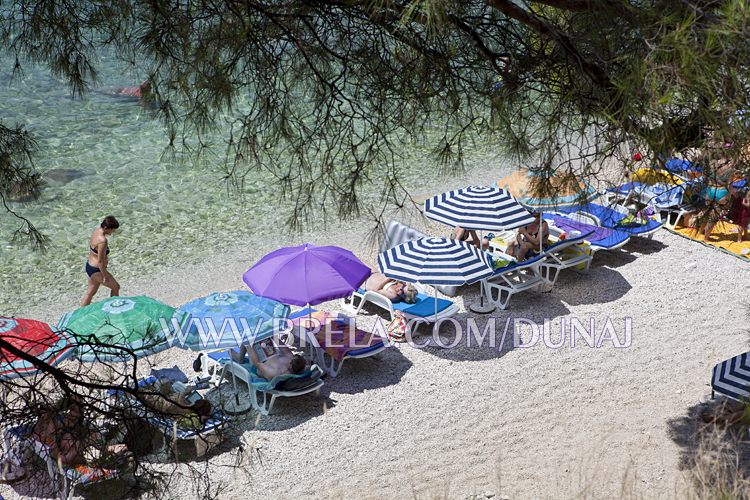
[177,291,290,351]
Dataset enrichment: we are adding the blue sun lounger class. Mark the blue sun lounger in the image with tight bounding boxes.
[606,182,686,209]
[559,202,663,238]
[544,213,630,254]
[344,283,459,333]
[107,375,229,456]
[662,158,702,180]
[605,179,697,229]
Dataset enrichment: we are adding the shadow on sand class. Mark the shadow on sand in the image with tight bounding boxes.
[667,399,750,492]
[411,293,572,362]
[209,347,413,432]
[552,265,632,306]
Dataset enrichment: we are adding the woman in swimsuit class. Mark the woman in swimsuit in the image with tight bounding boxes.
[81,215,120,306]
[506,212,550,261]
[363,272,418,303]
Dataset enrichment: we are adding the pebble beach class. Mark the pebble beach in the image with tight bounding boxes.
[3,158,750,499]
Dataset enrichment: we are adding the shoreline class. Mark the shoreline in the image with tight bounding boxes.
[5,163,750,499]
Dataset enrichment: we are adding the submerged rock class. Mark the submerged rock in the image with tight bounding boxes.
[44,168,86,184]
[4,176,44,202]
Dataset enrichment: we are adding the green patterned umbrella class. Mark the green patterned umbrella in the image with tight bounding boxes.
[57,296,189,362]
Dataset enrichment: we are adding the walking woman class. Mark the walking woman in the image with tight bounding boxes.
[81,216,120,306]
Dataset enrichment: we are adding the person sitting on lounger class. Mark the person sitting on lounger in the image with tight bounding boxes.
[450,226,491,250]
[506,212,550,261]
[232,344,307,380]
[33,396,130,467]
[362,272,418,304]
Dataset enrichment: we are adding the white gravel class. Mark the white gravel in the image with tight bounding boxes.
[3,172,750,499]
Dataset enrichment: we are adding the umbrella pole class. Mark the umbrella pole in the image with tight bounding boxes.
[232,368,240,406]
[434,287,438,323]
[307,303,312,357]
[540,211,544,254]
[469,229,496,314]
[479,230,486,306]
[1,385,9,466]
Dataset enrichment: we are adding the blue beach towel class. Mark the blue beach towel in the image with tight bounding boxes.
[242,364,321,392]
[356,289,453,317]
[560,203,662,235]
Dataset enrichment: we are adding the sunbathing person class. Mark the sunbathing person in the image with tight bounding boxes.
[363,272,418,304]
[698,152,738,239]
[505,212,550,261]
[32,397,129,468]
[231,343,306,380]
[450,226,491,250]
[140,381,212,424]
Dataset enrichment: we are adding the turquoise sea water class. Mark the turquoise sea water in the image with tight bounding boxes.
[0,55,495,315]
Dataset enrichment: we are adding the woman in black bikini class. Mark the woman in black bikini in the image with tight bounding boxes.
[506,212,549,261]
[81,216,120,306]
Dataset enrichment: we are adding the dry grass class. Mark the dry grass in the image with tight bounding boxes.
[682,425,750,500]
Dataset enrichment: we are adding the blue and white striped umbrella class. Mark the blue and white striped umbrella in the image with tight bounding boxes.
[424,185,535,231]
[712,352,750,401]
[377,237,494,286]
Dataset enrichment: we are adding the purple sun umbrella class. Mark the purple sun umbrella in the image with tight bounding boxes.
[243,243,371,307]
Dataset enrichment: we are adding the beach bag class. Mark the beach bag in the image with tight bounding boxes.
[386,311,407,343]
[616,213,647,228]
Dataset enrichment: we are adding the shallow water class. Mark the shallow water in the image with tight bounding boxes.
[0,55,500,315]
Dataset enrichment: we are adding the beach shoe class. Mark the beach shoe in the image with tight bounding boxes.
[192,354,203,372]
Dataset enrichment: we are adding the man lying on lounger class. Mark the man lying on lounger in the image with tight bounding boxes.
[363,272,418,304]
[232,343,307,380]
[141,380,213,424]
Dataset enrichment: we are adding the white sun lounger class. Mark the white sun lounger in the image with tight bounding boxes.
[222,359,324,415]
[343,282,459,334]
[537,231,594,284]
[483,231,593,310]
[481,251,548,310]
[208,344,324,416]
